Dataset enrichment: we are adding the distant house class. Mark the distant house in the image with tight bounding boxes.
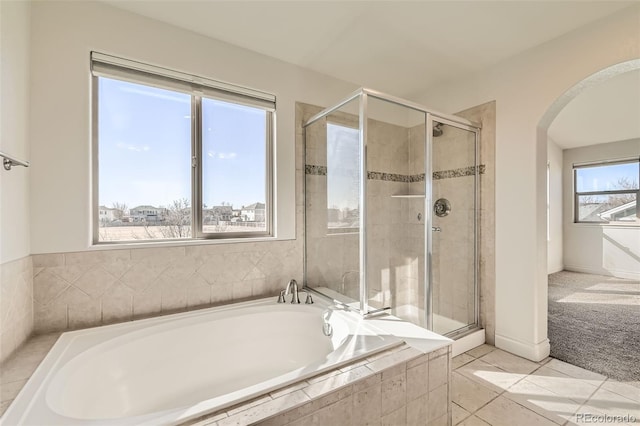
[204,205,233,224]
[98,206,121,223]
[578,204,609,222]
[240,202,265,222]
[599,200,638,222]
[130,205,166,223]
[327,208,341,223]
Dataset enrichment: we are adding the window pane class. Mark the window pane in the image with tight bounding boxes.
[98,77,192,241]
[327,123,360,230]
[577,193,638,222]
[201,98,268,234]
[576,162,639,192]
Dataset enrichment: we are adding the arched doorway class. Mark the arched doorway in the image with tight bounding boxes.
[539,59,640,381]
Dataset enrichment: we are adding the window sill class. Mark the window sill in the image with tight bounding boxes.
[90,235,293,251]
[572,222,640,229]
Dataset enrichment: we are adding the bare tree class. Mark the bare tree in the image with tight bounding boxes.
[157,198,192,238]
[111,202,128,220]
[609,177,637,207]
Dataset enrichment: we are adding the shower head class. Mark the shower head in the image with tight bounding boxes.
[433,122,443,137]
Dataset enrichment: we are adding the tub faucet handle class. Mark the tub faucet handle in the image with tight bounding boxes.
[277,290,286,303]
[305,292,314,304]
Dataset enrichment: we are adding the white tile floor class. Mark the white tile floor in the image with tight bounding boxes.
[452,344,640,426]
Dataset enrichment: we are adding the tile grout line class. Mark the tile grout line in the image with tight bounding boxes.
[453,349,563,425]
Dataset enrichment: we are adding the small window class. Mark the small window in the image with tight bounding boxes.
[573,159,639,223]
[326,123,360,233]
[92,53,275,243]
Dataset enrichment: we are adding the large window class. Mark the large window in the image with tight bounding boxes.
[92,53,274,243]
[573,158,639,223]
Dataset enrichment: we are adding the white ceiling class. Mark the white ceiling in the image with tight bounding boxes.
[104,1,635,98]
[548,69,640,149]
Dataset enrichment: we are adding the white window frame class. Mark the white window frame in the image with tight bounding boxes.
[91,52,276,244]
[573,157,639,224]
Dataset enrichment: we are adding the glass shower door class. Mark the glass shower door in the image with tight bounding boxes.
[429,119,479,336]
[304,97,362,309]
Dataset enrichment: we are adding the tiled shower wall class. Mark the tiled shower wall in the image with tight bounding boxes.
[0,256,34,362]
[302,100,496,342]
[406,101,495,341]
[458,101,496,344]
[302,103,416,311]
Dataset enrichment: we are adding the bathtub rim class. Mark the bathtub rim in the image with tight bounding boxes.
[2,294,404,426]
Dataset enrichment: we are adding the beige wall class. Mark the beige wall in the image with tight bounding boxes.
[19,1,366,334]
[412,5,640,361]
[28,0,358,254]
[547,139,564,274]
[562,139,640,280]
[0,1,31,263]
[0,1,34,362]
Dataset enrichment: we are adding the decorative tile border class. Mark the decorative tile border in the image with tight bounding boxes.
[433,165,486,180]
[367,171,411,182]
[305,165,327,176]
[305,164,485,182]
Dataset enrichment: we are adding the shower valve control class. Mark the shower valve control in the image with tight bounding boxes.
[434,198,451,217]
[432,227,442,232]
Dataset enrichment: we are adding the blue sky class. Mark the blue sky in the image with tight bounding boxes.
[576,162,639,192]
[98,78,266,210]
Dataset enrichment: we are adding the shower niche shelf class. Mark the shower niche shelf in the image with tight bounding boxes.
[390,194,425,198]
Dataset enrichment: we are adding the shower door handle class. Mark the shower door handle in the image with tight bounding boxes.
[432,227,441,232]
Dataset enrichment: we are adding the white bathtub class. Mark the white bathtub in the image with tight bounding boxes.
[3,295,400,426]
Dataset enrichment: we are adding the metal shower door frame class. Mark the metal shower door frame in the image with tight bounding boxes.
[303,88,481,331]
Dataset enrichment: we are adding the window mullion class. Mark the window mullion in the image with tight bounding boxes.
[576,189,638,197]
[192,95,203,239]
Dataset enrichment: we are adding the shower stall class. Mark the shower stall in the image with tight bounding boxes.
[303,88,481,338]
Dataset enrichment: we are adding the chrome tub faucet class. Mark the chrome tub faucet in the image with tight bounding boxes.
[277,279,313,304]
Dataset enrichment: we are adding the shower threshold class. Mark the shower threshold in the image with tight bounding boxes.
[306,286,485,355]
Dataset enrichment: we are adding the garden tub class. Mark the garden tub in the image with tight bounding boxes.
[2,295,400,425]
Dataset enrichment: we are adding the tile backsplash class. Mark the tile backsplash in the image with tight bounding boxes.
[0,255,34,362]
[31,243,303,333]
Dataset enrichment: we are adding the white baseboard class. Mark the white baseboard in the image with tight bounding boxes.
[495,334,550,362]
[452,329,485,357]
[563,264,640,281]
[548,264,564,274]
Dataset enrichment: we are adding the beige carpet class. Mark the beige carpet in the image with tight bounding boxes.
[548,271,640,381]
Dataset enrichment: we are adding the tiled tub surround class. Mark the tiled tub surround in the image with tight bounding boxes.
[4,296,408,425]
[30,243,303,334]
[188,344,452,426]
[0,255,34,363]
[1,302,453,425]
